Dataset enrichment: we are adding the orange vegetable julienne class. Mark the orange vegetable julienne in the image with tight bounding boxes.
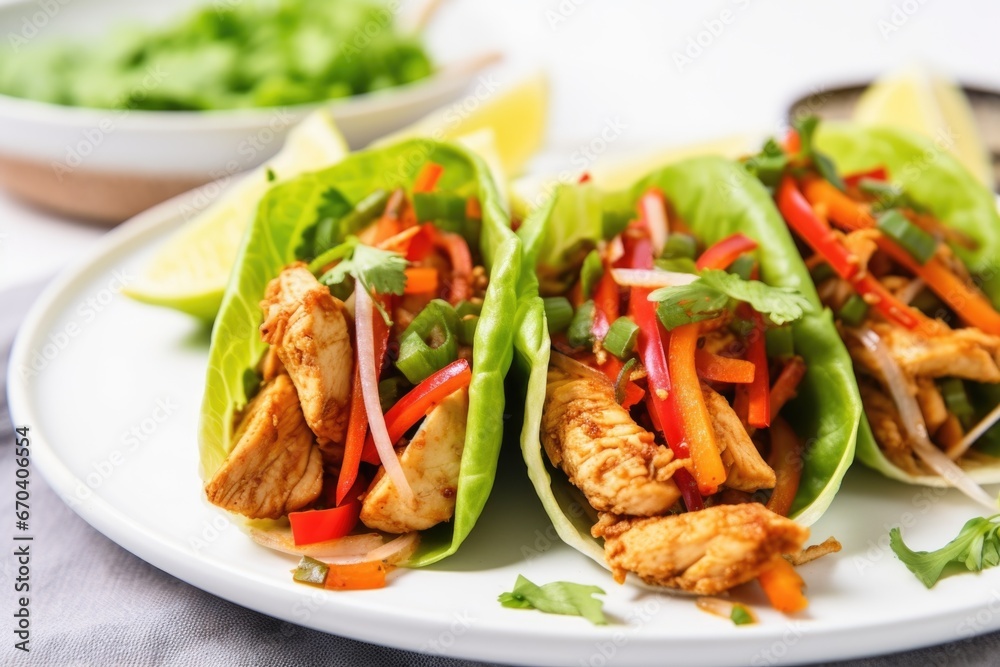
[765,416,803,518]
[769,356,807,421]
[324,561,391,591]
[667,323,726,495]
[801,177,877,232]
[403,267,439,295]
[875,236,1000,336]
[694,349,755,384]
[757,556,808,613]
[413,162,444,193]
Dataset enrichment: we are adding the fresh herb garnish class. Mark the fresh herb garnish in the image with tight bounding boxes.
[498,575,607,625]
[580,249,604,299]
[313,237,408,323]
[650,269,812,330]
[890,514,1000,588]
[744,137,789,189]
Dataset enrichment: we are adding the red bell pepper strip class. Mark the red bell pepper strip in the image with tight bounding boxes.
[776,177,860,281]
[801,177,877,232]
[592,263,620,341]
[637,188,669,256]
[694,349,755,384]
[600,355,644,409]
[405,223,436,262]
[288,502,361,546]
[696,233,759,271]
[624,235,703,510]
[843,166,888,187]
[361,359,472,464]
[668,323,727,495]
[745,318,771,429]
[851,272,926,330]
[337,301,390,503]
[875,236,1000,336]
[433,230,473,305]
[578,172,592,183]
[413,162,444,193]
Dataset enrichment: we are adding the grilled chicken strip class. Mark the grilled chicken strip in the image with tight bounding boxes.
[541,367,682,517]
[848,322,1000,384]
[360,388,468,533]
[205,375,323,519]
[702,385,776,492]
[857,378,922,476]
[593,504,808,594]
[260,263,354,455]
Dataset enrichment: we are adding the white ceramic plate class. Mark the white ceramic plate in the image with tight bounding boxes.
[8,191,1000,667]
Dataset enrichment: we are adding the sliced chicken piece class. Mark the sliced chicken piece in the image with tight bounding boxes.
[843,229,881,270]
[857,378,923,476]
[258,346,285,382]
[205,375,323,519]
[593,504,808,594]
[360,388,468,534]
[702,385,776,492]
[260,262,354,453]
[915,378,949,436]
[542,367,682,517]
[848,322,1000,384]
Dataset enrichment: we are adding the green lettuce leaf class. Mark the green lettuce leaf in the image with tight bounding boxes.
[513,157,860,575]
[817,122,1000,485]
[199,139,521,567]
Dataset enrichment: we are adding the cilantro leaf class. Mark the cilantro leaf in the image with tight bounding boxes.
[498,575,607,625]
[743,137,789,189]
[890,514,1000,588]
[649,269,812,329]
[313,236,409,324]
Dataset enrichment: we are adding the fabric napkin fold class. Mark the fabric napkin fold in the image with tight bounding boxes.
[2,278,1000,667]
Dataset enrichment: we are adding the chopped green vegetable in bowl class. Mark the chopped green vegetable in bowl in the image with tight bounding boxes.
[0,0,433,111]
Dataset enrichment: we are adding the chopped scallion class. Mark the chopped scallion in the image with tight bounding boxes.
[543,297,574,335]
[878,210,937,265]
[838,294,870,327]
[567,300,596,349]
[602,316,639,360]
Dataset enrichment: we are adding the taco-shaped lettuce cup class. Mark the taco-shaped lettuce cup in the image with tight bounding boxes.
[199,139,521,572]
[748,119,1000,505]
[513,156,859,604]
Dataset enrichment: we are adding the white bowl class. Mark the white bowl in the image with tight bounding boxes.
[0,0,492,223]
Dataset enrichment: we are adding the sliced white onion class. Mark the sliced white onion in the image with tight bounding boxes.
[550,351,613,390]
[360,532,420,565]
[949,402,1000,461]
[610,268,698,289]
[355,286,414,506]
[847,326,997,510]
[639,191,669,257]
[895,278,927,306]
[248,527,383,559]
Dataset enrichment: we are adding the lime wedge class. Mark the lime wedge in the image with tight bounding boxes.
[854,66,992,186]
[125,111,348,320]
[376,71,548,178]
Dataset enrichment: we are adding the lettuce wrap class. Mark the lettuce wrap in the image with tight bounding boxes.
[199,139,521,566]
[809,122,1000,486]
[512,156,860,577]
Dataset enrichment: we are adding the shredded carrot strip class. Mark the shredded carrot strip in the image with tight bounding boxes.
[765,416,803,517]
[758,556,808,613]
[769,356,807,420]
